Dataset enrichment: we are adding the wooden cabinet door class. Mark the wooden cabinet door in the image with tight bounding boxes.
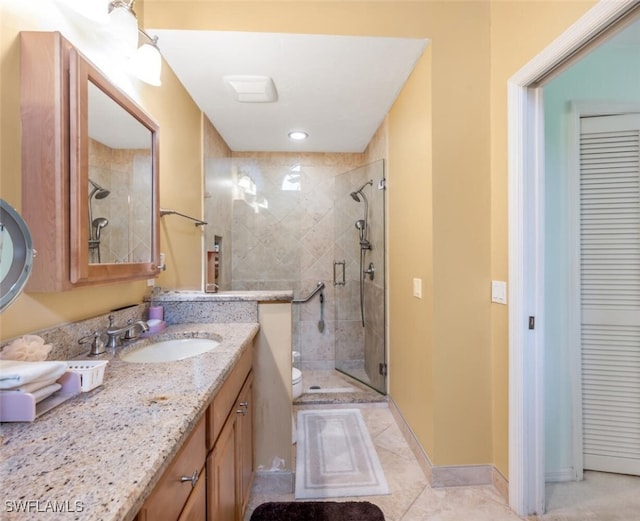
[235,374,254,519]
[207,414,237,521]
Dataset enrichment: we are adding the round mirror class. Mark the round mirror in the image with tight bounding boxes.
[0,199,34,312]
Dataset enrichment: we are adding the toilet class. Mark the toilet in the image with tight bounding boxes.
[292,356,303,444]
[292,367,303,400]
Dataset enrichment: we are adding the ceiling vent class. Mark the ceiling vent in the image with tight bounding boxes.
[223,75,278,103]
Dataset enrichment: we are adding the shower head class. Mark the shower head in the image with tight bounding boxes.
[355,219,366,230]
[92,217,108,241]
[89,179,110,200]
[349,179,373,202]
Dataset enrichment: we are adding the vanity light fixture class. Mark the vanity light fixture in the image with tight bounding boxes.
[129,31,163,86]
[288,131,309,141]
[107,0,163,86]
[108,0,139,58]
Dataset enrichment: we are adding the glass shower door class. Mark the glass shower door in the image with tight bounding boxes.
[334,159,386,394]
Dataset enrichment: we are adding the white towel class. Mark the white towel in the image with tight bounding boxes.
[0,360,67,390]
[0,382,62,403]
[33,383,62,403]
[5,376,61,394]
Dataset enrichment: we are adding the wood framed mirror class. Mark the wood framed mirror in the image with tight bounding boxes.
[69,48,160,285]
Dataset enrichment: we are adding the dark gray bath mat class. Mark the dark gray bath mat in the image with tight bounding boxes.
[249,501,385,521]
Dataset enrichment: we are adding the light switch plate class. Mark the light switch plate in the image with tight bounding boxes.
[491,280,507,304]
[413,278,422,299]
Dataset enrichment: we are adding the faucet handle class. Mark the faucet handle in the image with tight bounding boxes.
[123,319,148,340]
[78,331,106,356]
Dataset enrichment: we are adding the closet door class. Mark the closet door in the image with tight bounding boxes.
[579,113,640,476]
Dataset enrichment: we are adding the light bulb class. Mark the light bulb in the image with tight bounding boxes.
[129,41,162,86]
[108,1,138,57]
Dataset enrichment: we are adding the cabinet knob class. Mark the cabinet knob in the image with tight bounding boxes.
[236,400,249,415]
[179,470,199,488]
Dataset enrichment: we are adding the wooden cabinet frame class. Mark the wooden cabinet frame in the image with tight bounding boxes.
[20,31,160,291]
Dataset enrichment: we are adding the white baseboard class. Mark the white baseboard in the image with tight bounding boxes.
[432,464,494,487]
[251,471,294,494]
[389,396,508,497]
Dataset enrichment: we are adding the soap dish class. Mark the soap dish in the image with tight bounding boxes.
[66,360,108,392]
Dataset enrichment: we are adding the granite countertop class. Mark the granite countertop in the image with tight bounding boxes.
[0,322,259,521]
[148,289,293,303]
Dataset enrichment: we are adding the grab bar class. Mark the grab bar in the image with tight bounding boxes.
[160,208,208,227]
[292,282,325,304]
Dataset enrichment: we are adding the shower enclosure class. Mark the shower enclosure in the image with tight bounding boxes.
[222,150,386,395]
[334,160,386,394]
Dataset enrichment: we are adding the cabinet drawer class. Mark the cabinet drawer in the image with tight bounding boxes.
[139,417,206,521]
[208,347,252,450]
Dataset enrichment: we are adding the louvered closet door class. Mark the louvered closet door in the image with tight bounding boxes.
[579,113,640,476]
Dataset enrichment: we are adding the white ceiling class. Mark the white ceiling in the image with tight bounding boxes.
[150,30,428,153]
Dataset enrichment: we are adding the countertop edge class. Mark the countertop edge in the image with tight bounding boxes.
[146,290,294,303]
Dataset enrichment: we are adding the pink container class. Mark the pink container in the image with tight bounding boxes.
[148,306,163,320]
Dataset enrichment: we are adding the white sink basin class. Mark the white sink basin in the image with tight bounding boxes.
[121,338,220,363]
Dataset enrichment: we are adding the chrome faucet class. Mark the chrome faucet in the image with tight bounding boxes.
[105,315,150,349]
[78,331,106,356]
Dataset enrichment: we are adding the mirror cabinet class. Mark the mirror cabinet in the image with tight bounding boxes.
[20,31,160,291]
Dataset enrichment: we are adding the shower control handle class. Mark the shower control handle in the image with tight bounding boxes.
[364,262,375,281]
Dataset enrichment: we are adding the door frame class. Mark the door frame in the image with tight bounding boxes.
[507,0,639,515]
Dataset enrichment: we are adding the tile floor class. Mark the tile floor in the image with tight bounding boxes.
[541,471,640,521]
[246,371,640,521]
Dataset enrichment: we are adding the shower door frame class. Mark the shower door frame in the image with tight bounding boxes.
[333,159,387,394]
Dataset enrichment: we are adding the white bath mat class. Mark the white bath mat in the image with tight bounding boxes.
[295,408,390,499]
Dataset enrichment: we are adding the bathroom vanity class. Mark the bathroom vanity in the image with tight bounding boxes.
[136,341,254,521]
[0,322,258,521]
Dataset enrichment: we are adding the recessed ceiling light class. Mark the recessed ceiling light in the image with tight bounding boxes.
[288,131,308,141]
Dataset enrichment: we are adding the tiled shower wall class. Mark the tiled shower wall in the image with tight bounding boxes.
[335,158,386,390]
[230,152,363,370]
[88,139,152,263]
[203,118,233,291]
[202,116,387,374]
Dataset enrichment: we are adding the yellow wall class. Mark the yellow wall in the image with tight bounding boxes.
[0,1,203,340]
[144,0,495,468]
[387,48,434,458]
[488,0,597,476]
[0,0,603,479]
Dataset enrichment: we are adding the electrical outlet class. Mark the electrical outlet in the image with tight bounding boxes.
[147,278,155,287]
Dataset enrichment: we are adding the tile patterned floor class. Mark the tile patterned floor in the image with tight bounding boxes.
[247,371,640,521]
